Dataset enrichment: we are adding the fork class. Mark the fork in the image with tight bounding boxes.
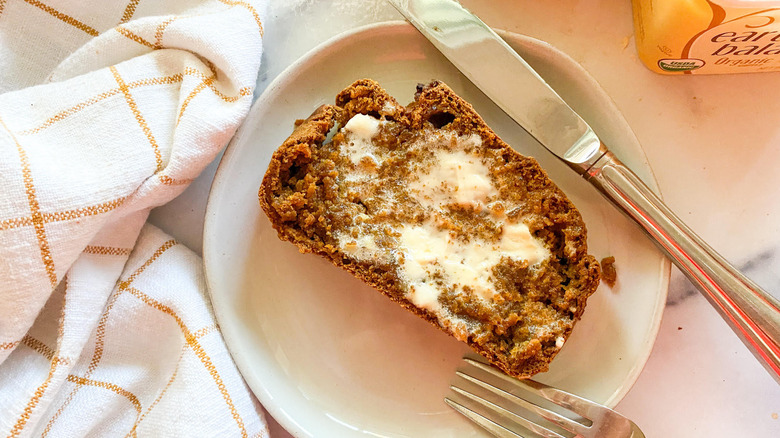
[446,357,645,438]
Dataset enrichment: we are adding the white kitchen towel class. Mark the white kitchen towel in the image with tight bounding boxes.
[0,1,268,436]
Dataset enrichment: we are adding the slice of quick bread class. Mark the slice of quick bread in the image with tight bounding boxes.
[258,79,601,378]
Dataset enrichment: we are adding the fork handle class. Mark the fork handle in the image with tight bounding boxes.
[585,145,780,383]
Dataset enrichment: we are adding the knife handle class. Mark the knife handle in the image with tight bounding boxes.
[586,145,780,383]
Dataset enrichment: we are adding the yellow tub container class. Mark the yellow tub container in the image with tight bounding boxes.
[632,0,780,74]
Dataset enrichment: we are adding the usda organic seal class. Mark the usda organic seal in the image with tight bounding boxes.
[658,58,705,72]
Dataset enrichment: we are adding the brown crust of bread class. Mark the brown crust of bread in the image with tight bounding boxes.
[259,79,600,378]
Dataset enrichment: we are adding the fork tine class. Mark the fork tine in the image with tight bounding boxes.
[455,369,589,437]
[464,358,599,418]
[462,357,642,438]
[444,396,525,438]
[513,379,639,438]
[444,386,565,438]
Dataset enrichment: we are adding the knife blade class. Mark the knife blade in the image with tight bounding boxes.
[389,0,780,383]
[388,0,604,173]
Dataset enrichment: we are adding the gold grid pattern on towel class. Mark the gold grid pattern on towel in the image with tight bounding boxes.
[17,73,185,136]
[0,217,33,230]
[110,65,164,173]
[41,322,222,437]
[44,197,128,223]
[15,67,250,137]
[40,240,175,435]
[158,174,194,186]
[1,116,58,286]
[0,0,261,342]
[1,341,21,350]
[9,278,70,438]
[183,65,255,101]
[35,240,248,437]
[10,357,60,437]
[154,16,178,49]
[20,0,99,36]
[131,324,218,432]
[218,0,264,36]
[1,2,266,435]
[83,245,133,256]
[119,0,140,24]
[3,0,264,40]
[0,197,128,231]
[126,285,248,437]
[66,374,143,437]
[93,240,178,372]
[21,336,71,366]
[177,74,216,123]
[133,343,188,430]
[115,25,155,48]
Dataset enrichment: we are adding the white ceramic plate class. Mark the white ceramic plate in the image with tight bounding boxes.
[204,22,670,437]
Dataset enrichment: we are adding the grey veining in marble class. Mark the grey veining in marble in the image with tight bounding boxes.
[666,247,780,307]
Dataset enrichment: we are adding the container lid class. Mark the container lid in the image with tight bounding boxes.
[714,0,780,8]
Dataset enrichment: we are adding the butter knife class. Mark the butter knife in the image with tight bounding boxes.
[389,0,780,382]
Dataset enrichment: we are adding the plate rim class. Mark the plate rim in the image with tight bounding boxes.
[204,20,671,437]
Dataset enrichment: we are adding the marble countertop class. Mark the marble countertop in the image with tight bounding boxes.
[149,1,780,436]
